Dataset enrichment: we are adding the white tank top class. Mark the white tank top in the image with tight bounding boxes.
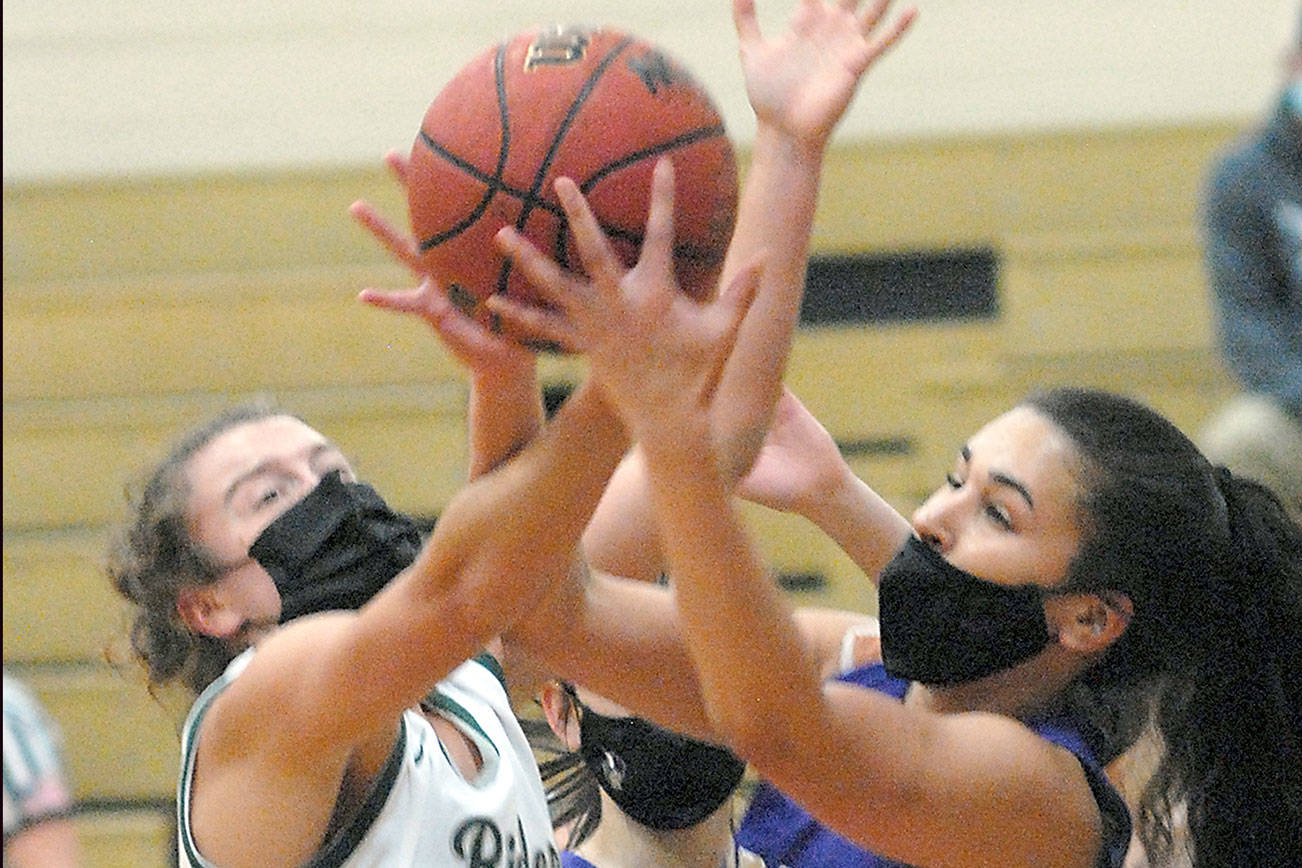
[177,652,559,866]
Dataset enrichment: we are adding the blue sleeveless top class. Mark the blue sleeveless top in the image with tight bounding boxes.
[734,664,1132,868]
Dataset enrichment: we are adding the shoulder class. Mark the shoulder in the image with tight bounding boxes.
[190,614,382,763]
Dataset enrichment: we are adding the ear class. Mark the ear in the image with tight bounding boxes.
[1049,592,1133,654]
[540,682,582,751]
[176,585,246,639]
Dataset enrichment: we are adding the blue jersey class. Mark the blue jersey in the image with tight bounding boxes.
[735,663,1132,868]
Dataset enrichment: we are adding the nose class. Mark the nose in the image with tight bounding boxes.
[910,488,960,553]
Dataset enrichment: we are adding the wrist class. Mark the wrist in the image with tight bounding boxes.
[469,357,536,390]
[634,412,714,466]
[752,121,827,169]
[799,462,868,528]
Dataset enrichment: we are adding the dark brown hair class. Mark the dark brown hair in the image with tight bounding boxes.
[106,400,287,695]
[1025,387,1301,868]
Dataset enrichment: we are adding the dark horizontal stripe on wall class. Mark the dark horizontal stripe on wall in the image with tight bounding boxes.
[543,382,575,419]
[802,247,999,325]
[835,437,915,457]
[775,571,828,593]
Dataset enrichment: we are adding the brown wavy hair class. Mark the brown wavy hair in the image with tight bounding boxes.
[106,400,286,695]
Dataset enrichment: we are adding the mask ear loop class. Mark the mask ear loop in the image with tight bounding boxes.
[560,682,584,732]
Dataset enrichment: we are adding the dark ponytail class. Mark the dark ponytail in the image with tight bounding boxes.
[1139,471,1302,868]
[1024,388,1302,868]
[519,687,603,848]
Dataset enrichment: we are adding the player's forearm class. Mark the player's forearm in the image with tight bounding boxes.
[466,362,544,480]
[428,380,628,601]
[641,422,824,747]
[798,472,912,583]
[711,124,824,480]
[579,447,669,583]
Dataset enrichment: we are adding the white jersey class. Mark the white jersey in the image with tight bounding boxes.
[177,652,559,867]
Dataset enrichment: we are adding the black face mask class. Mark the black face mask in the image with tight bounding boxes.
[574,696,746,831]
[249,470,424,624]
[878,536,1056,686]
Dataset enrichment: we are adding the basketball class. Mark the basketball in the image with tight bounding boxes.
[406,25,738,306]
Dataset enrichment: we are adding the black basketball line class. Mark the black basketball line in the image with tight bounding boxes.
[417,43,520,253]
[577,124,726,194]
[418,125,716,261]
[554,122,729,268]
[416,135,564,223]
[497,35,635,294]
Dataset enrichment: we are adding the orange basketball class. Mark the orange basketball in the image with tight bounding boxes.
[407,25,738,305]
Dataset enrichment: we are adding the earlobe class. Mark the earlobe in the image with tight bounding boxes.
[177,585,245,639]
[540,682,582,751]
[1053,593,1132,654]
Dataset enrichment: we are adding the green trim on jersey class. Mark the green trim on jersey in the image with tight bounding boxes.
[178,661,409,868]
[423,692,496,750]
[177,662,237,868]
[306,723,408,868]
[471,652,507,694]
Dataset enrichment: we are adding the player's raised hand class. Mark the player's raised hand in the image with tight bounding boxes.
[350,150,423,274]
[353,150,531,374]
[490,158,761,434]
[735,0,916,146]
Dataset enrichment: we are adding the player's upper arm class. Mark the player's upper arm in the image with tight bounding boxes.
[745,682,1104,868]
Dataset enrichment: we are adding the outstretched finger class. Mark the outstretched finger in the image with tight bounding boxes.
[483,294,582,353]
[703,259,764,399]
[862,4,917,59]
[494,225,587,315]
[350,200,423,273]
[731,0,762,48]
[384,149,411,188]
[717,258,764,344]
[856,0,889,32]
[360,281,502,359]
[633,158,677,281]
[358,283,442,317]
[553,177,625,293]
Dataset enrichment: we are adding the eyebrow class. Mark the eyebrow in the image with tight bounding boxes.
[223,442,341,507]
[960,446,1035,510]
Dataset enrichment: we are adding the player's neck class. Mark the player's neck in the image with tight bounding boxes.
[574,796,737,868]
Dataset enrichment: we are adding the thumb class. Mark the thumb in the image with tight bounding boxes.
[716,256,764,345]
[701,257,764,400]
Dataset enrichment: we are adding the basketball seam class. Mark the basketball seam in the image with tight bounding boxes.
[521,36,635,289]
[417,43,523,254]
[577,123,727,194]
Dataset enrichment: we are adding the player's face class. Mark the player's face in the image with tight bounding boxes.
[185,415,357,623]
[910,406,1083,592]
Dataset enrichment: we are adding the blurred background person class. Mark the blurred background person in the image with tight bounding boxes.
[3,671,85,868]
[1198,9,1302,525]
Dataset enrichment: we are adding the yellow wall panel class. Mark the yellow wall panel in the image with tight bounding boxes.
[76,809,174,868]
[17,665,179,802]
[3,386,467,530]
[3,528,123,663]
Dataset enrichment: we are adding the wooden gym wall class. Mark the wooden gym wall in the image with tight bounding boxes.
[2,119,1243,866]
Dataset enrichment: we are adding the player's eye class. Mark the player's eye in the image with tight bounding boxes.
[985,503,1013,530]
[945,472,962,489]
